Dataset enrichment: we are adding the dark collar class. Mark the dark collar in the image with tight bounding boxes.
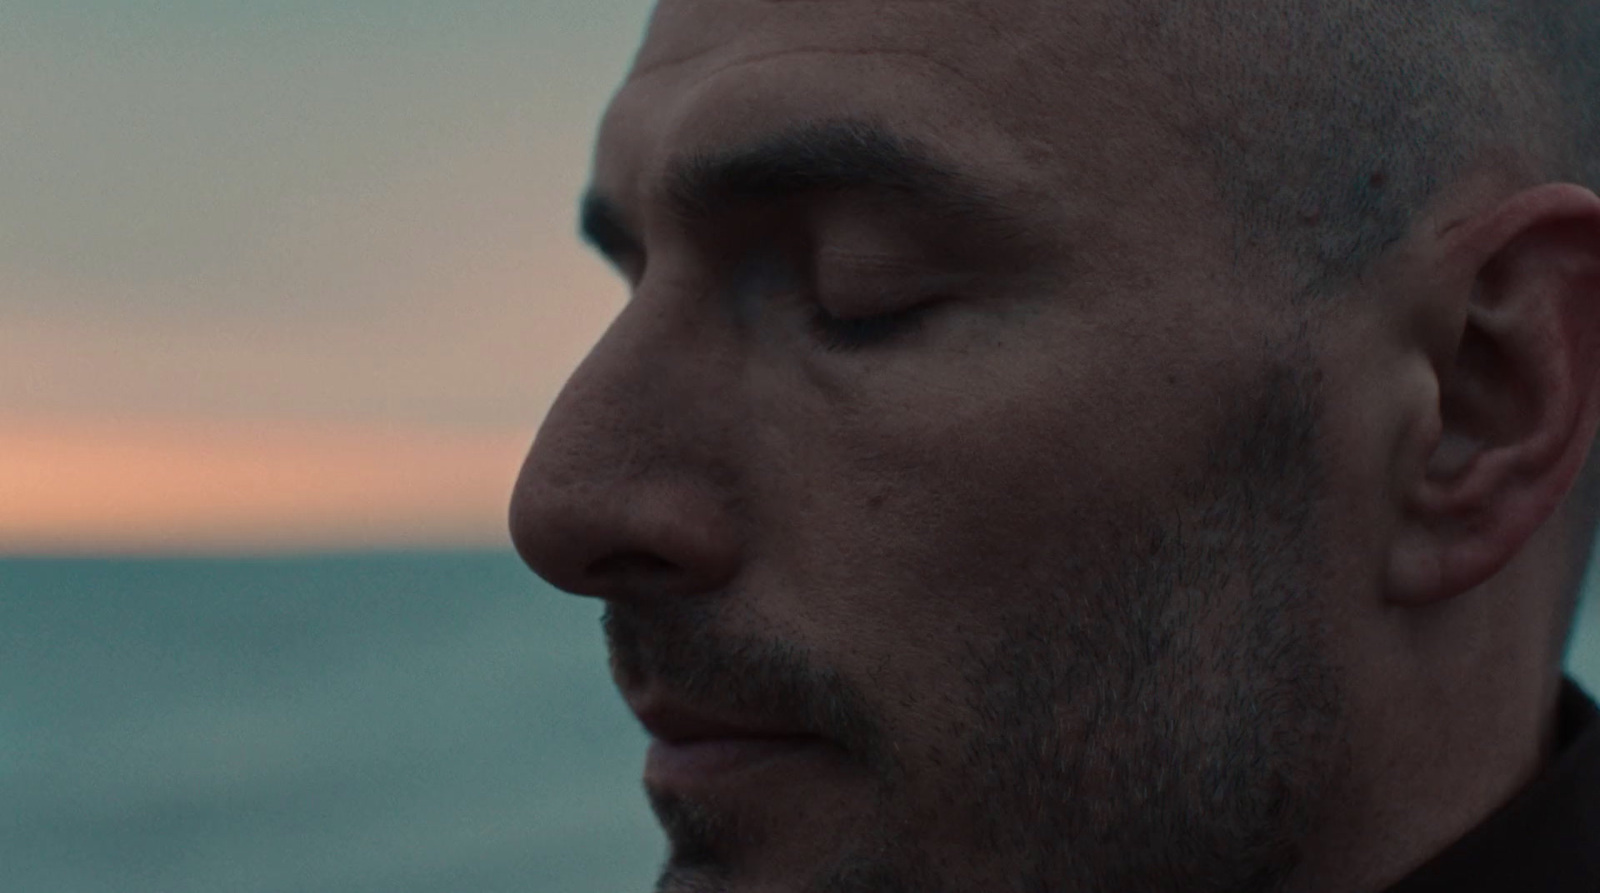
[1381,677,1600,892]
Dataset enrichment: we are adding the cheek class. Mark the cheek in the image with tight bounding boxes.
[739,297,1264,737]
[751,387,1155,754]
[778,353,1206,617]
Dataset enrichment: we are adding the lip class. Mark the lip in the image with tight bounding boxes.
[624,692,838,790]
[645,735,832,790]
[624,690,816,743]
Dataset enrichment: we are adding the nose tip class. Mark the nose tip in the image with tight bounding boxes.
[508,468,740,603]
[507,290,744,604]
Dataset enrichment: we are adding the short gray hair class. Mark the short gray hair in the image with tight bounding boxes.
[1127,0,1600,645]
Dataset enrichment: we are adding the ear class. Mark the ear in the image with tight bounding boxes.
[1387,183,1600,604]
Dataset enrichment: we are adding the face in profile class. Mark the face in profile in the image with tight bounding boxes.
[511,1,1357,891]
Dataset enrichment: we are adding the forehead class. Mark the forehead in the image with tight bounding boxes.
[590,0,1203,238]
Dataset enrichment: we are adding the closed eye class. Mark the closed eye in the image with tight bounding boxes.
[805,300,937,353]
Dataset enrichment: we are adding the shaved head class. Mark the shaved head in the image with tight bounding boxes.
[1127,1,1600,637]
[514,1,1600,890]
[1143,1,1600,645]
[1114,1,1599,300]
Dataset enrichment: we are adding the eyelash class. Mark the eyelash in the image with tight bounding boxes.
[805,303,929,353]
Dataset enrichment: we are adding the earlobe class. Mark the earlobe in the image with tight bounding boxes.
[1385,183,1600,605]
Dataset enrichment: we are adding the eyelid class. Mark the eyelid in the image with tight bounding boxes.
[816,249,975,303]
[815,245,927,276]
[813,247,954,296]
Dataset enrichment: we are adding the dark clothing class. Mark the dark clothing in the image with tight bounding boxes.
[1383,677,1600,892]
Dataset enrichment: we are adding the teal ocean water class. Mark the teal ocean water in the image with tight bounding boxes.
[0,553,660,893]
[4,551,1600,893]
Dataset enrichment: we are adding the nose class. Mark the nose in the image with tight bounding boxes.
[507,304,743,604]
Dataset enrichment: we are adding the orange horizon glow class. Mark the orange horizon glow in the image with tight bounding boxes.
[0,1,640,559]
[0,414,536,556]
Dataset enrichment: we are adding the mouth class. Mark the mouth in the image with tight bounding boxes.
[627,695,842,792]
[645,735,835,790]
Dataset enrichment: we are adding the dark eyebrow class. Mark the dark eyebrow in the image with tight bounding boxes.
[578,118,1039,265]
[579,192,643,266]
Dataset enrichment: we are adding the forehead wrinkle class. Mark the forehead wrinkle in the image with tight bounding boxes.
[622,3,1166,177]
[627,0,1032,89]
[628,41,993,109]
[591,5,1153,280]
[616,1,1150,181]
[599,45,1040,205]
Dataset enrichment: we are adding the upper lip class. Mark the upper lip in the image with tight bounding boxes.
[624,691,815,744]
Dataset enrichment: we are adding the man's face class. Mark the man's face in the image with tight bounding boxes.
[512,1,1355,890]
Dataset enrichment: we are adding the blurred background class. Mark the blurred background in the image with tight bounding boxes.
[1,2,664,891]
[2,3,1598,892]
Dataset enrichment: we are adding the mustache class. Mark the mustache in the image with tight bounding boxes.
[603,603,890,771]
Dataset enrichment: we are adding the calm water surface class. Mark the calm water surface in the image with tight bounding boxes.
[4,551,1599,893]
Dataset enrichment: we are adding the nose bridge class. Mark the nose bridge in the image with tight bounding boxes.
[509,293,745,602]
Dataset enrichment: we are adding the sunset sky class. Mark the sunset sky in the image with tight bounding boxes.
[1,1,651,553]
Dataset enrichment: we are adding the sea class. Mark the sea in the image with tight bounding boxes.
[4,550,1600,893]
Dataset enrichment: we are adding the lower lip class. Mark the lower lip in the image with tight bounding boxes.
[645,736,832,789]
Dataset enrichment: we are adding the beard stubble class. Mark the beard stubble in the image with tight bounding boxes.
[613,342,1350,893]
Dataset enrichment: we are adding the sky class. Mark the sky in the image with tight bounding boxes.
[1,1,655,553]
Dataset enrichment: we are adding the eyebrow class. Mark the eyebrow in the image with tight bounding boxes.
[578,118,1039,266]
